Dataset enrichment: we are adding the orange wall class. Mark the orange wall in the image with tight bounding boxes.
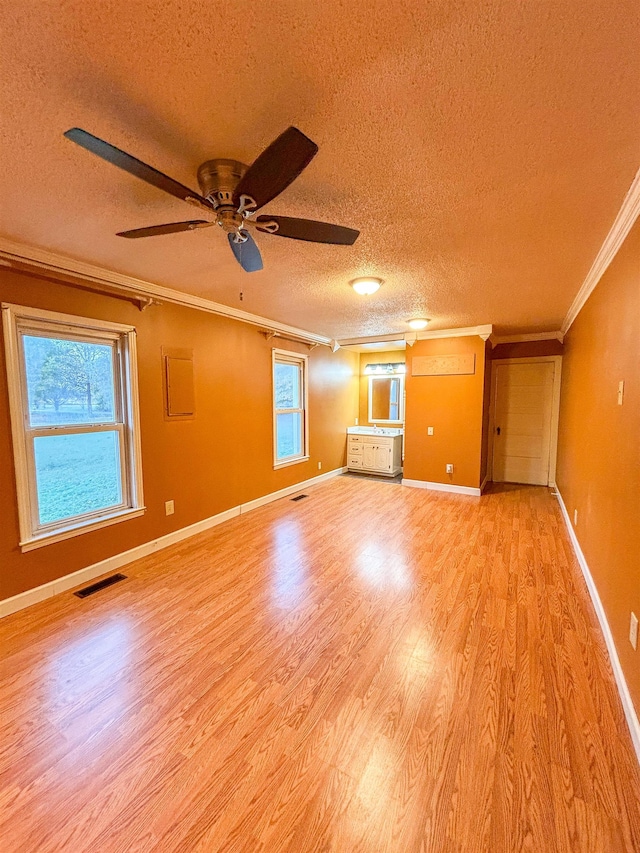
[0,269,359,601]
[403,336,487,489]
[358,350,406,426]
[557,217,640,716]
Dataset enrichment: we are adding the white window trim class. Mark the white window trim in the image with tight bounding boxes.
[2,303,145,552]
[272,348,309,469]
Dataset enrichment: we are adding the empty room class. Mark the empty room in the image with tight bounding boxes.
[1,2,639,851]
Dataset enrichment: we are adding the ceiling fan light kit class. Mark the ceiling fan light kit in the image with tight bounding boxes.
[64,126,359,273]
[350,277,383,295]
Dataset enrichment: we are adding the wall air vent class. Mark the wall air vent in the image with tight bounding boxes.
[73,573,127,598]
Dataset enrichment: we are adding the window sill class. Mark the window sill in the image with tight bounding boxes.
[273,455,310,471]
[19,506,146,553]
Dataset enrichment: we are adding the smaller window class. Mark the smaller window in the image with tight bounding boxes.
[272,349,309,468]
[2,304,145,551]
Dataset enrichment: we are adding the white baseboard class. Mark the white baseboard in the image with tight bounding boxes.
[555,489,640,765]
[401,477,481,497]
[239,466,346,513]
[0,466,347,619]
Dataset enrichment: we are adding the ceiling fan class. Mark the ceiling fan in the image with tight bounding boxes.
[64,126,359,272]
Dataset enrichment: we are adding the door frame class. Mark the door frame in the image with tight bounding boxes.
[488,355,563,487]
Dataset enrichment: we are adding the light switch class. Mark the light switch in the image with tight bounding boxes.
[427,426,434,435]
[617,380,625,406]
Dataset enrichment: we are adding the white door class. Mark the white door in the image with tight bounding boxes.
[492,361,555,485]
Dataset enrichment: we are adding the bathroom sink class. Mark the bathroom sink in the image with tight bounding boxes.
[347,426,403,436]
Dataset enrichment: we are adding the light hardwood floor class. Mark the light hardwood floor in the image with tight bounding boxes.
[1,478,639,852]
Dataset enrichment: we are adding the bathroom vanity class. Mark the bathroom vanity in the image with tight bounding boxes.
[346,426,403,477]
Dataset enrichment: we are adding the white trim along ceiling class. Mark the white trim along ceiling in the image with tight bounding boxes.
[561,164,640,334]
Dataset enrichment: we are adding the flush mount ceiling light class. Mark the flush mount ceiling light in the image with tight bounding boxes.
[407,318,430,330]
[350,277,383,295]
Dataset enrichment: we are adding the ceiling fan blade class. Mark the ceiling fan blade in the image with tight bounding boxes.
[64,128,213,211]
[255,215,359,245]
[233,127,318,212]
[227,232,263,272]
[117,220,212,239]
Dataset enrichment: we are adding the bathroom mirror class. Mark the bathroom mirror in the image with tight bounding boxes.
[368,374,405,423]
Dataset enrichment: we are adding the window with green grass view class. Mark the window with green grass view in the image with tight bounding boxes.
[273,350,308,465]
[2,304,144,550]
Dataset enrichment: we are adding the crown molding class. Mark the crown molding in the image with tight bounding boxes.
[562,165,640,334]
[338,333,404,346]
[338,324,492,348]
[0,236,332,346]
[490,331,564,347]
[416,324,493,342]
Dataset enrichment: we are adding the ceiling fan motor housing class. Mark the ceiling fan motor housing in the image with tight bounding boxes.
[197,158,248,208]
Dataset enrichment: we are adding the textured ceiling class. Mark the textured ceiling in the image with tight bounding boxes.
[1,1,639,339]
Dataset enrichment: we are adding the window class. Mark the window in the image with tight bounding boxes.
[272,349,308,467]
[2,304,144,551]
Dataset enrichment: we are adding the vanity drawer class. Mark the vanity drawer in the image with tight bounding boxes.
[348,456,363,468]
[348,440,362,455]
[370,435,393,447]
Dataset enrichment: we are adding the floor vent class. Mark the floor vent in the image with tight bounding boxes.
[74,573,127,598]
[291,494,308,502]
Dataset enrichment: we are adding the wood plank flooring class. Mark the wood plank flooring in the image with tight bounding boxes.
[1,478,639,852]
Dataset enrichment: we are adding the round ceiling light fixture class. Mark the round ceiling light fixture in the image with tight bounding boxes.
[350,277,383,295]
[407,318,430,330]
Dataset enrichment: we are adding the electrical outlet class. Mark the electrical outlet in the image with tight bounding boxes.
[165,500,175,516]
[630,612,638,651]
[446,463,454,474]
[427,426,434,435]
[617,380,625,406]
[317,461,322,470]
[355,417,359,426]
[574,509,578,526]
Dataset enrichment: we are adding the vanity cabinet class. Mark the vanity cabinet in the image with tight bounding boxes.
[347,432,403,476]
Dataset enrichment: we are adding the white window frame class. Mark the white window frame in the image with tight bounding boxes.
[272,348,309,469]
[2,303,145,552]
